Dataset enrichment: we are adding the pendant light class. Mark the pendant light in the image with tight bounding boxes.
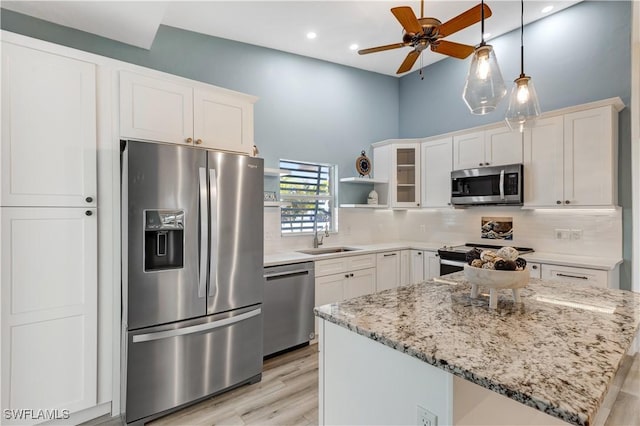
[462,0,506,115]
[505,0,541,132]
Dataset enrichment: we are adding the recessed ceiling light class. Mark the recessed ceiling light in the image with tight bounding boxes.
[349,44,359,51]
[541,5,554,13]
[306,32,317,40]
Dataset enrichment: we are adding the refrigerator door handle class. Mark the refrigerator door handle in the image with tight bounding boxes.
[198,167,208,298]
[131,308,262,343]
[209,168,219,299]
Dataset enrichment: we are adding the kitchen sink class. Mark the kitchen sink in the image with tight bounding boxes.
[297,247,361,255]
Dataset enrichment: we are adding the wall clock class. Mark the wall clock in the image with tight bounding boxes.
[356,150,372,177]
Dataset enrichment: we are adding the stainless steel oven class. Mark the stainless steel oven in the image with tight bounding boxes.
[451,164,523,206]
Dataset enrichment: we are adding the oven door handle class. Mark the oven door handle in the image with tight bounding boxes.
[499,169,505,200]
[440,259,467,267]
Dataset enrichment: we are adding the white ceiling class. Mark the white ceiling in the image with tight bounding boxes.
[1,1,580,76]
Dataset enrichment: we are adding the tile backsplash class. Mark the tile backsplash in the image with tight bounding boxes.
[264,206,622,259]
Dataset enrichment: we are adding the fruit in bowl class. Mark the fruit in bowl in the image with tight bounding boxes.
[463,247,530,308]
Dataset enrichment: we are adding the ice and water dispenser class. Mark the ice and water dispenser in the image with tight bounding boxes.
[144,210,185,271]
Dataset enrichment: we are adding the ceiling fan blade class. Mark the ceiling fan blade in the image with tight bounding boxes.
[358,43,407,55]
[431,40,476,59]
[438,3,492,38]
[391,6,423,35]
[397,50,421,74]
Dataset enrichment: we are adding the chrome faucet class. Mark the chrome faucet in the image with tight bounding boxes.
[313,225,330,248]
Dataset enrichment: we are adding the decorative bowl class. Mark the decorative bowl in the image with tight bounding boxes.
[463,264,530,289]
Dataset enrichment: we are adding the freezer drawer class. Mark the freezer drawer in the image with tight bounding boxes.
[125,305,263,423]
[263,262,315,357]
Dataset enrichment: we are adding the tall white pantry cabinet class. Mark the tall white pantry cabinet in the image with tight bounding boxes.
[1,42,98,420]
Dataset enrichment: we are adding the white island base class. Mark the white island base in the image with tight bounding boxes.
[318,319,569,426]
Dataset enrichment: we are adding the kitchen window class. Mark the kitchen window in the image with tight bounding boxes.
[279,160,337,234]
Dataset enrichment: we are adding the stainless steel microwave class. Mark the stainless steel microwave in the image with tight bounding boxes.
[451,164,523,206]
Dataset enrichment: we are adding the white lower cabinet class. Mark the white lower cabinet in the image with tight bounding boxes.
[314,254,377,338]
[541,264,608,288]
[528,263,542,279]
[424,251,441,280]
[376,251,400,291]
[1,207,97,417]
[344,268,376,300]
[400,250,411,286]
[409,250,425,285]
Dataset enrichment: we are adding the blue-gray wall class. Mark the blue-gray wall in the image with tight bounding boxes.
[0,8,399,202]
[1,2,633,289]
[398,1,632,290]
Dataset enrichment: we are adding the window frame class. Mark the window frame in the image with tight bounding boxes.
[278,159,338,236]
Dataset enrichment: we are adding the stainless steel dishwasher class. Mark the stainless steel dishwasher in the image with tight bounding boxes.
[263,262,315,357]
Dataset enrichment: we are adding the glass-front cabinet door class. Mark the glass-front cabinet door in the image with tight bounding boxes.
[392,143,421,208]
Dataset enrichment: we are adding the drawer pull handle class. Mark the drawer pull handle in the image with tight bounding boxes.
[383,253,397,257]
[556,273,588,280]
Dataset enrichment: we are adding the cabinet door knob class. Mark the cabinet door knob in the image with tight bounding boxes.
[85,210,93,216]
[416,203,420,206]
[532,265,538,269]
[85,196,93,203]
[556,200,562,205]
[350,273,354,277]
[565,200,571,204]
[417,252,422,255]
[345,274,349,278]
[186,138,193,144]
[196,139,203,145]
[485,162,490,166]
[478,163,483,167]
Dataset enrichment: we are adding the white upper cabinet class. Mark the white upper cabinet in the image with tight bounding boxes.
[563,106,617,206]
[453,131,485,169]
[523,116,564,207]
[1,43,97,207]
[484,127,524,167]
[421,137,453,208]
[120,71,193,146]
[372,141,421,208]
[524,101,621,208]
[193,88,254,153]
[453,127,522,170]
[120,70,256,154]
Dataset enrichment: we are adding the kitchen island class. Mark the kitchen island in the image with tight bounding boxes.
[314,272,640,426]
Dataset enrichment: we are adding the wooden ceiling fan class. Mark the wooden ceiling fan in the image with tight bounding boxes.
[359,1,492,74]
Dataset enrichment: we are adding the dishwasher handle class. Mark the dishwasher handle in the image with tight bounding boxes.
[264,270,310,280]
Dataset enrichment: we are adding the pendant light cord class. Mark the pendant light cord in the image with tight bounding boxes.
[480,0,485,45]
[520,0,525,77]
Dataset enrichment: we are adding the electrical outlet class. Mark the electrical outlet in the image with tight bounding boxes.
[555,229,571,240]
[417,405,437,426]
[571,229,583,240]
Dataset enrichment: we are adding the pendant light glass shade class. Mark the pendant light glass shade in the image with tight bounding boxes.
[505,0,541,132]
[462,44,507,115]
[505,75,541,132]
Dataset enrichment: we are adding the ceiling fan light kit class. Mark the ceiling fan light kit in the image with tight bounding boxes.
[505,0,541,131]
[462,0,506,115]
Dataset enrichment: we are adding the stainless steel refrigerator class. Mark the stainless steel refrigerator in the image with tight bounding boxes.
[121,141,264,424]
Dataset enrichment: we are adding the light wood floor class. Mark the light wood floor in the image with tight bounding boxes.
[86,344,639,426]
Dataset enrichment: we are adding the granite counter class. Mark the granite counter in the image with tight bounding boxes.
[315,272,640,425]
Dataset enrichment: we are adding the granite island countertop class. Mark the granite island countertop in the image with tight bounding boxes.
[314,272,640,426]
